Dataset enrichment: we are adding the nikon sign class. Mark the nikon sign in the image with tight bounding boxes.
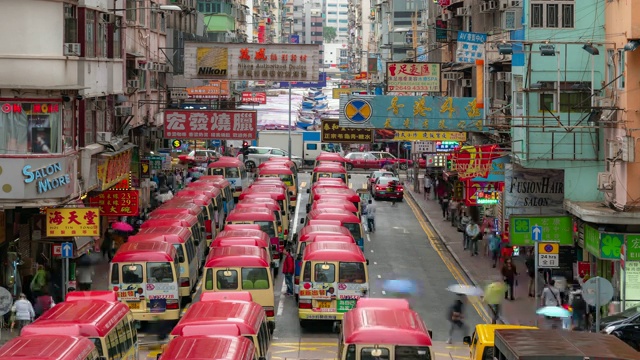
[184,42,321,82]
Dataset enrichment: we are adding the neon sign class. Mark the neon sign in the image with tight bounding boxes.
[435,141,459,152]
[1,103,60,114]
[476,190,499,205]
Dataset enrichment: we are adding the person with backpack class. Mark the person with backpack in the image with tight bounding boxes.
[364,199,376,233]
[465,220,481,256]
[488,231,501,268]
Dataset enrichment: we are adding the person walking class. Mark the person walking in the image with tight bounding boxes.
[282,248,295,296]
[11,293,35,331]
[365,199,376,233]
[525,249,536,297]
[446,295,469,344]
[30,264,47,302]
[423,175,432,200]
[541,279,563,329]
[465,220,481,256]
[501,258,517,300]
[440,192,450,219]
[77,265,95,291]
[460,211,471,249]
[34,289,55,318]
[570,289,587,330]
[488,231,501,268]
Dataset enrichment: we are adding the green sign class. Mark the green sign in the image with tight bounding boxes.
[583,225,624,260]
[148,155,163,170]
[509,216,573,246]
[337,299,357,313]
[626,235,640,262]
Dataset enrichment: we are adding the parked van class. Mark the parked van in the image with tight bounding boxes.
[141,214,206,266]
[207,156,250,200]
[192,176,236,214]
[462,324,538,360]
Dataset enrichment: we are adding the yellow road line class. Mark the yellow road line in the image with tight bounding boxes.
[300,181,307,188]
[349,182,353,189]
[362,183,367,189]
[405,195,491,323]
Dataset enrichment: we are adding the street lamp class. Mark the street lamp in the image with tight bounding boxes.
[286,17,294,161]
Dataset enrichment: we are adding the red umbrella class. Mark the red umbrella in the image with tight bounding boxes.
[112,222,134,232]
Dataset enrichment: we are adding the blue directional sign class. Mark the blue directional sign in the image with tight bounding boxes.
[403,142,412,150]
[61,242,73,259]
[210,139,221,147]
[531,225,543,242]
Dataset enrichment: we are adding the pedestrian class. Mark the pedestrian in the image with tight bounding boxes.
[501,257,517,300]
[465,220,481,256]
[423,175,432,200]
[11,293,35,331]
[77,265,95,291]
[541,279,562,329]
[488,231,501,268]
[570,289,587,330]
[281,248,295,296]
[365,199,376,233]
[440,192,450,219]
[460,211,470,249]
[30,264,47,301]
[34,289,55,318]
[525,249,536,297]
[446,295,469,344]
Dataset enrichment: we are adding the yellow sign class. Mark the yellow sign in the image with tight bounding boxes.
[195,47,229,76]
[392,131,467,141]
[46,208,100,237]
[538,242,559,255]
[332,88,366,99]
[97,148,133,191]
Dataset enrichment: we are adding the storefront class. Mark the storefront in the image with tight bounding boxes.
[621,235,640,310]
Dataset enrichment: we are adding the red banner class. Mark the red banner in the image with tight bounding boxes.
[89,190,139,216]
[164,110,258,140]
[452,144,501,180]
[241,92,267,104]
[465,180,504,206]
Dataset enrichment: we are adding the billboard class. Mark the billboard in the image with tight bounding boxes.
[279,72,327,88]
[163,110,258,140]
[184,42,321,81]
[321,119,374,143]
[89,190,139,216]
[46,208,100,237]
[339,95,487,132]
[332,88,366,99]
[241,92,267,104]
[389,131,467,141]
[386,62,441,92]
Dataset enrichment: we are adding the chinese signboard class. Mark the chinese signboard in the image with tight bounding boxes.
[339,95,487,132]
[436,20,448,42]
[367,58,378,74]
[390,131,467,141]
[140,160,150,178]
[332,88,366,99]
[89,190,139,216]
[436,141,459,152]
[321,119,373,143]
[97,147,133,191]
[0,155,77,201]
[386,62,441,92]
[504,165,565,220]
[46,208,100,237]
[465,180,504,206]
[472,156,509,182]
[279,72,327,88]
[627,235,640,262]
[509,216,573,246]
[163,110,258,140]
[583,225,624,260]
[186,80,230,99]
[451,145,501,180]
[456,31,487,64]
[241,92,267,104]
[621,261,640,309]
[184,42,321,82]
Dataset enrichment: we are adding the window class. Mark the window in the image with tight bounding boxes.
[559,93,589,113]
[122,264,143,283]
[618,49,625,89]
[539,93,555,112]
[217,269,238,289]
[107,330,120,358]
[63,104,74,152]
[395,347,431,360]
[242,268,270,289]
[345,345,356,360]
[302,262,311,282]
[339,19,348,23]
[110,264,120,284]
[84,107,94,146]
[361,347,390,360]
[89,338,104,357]
[306,144,318,150]
[138,0,146,26]
[147,262,174,283]
[64,4,78,43]
[205,268,214,290]
[279,174,293,186]
[607,49,615,84]
[0,102,63,155]
[271,149,285,156]
[113,17,122,58]
[327,11,337,14]
[314,263,335,282]
[342,222,361,240]
[115,322,127,355]
[256,221,276,237]
[328,19,337,23]
[339,262,366,283]
[126,0,136,22]
[150,5,158,30]
[211,168,224,176]
[530,1,574,28]
[97,16,107,57]
[85,10,95,57]
[185,240,196,261]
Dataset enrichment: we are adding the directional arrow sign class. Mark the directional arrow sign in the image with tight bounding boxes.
[61,242,73,259]
[531,225,543,241]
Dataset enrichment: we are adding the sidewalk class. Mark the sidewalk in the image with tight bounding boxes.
[404,182,538,326]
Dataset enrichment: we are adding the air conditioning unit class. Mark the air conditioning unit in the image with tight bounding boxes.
[456,6,469,16]
[93,100,107,111]
[460,79,472,87]
[115,106,133,117]
[137,61,148,70]
[96,132,113,142]
[63,43,81,56]
[597,172,614,191]
[443,11,454,20]
[488,0,498,10]
[496,72,511,82]
[126,79,139,88]
[443,72,462,81]
[480,2,490,13]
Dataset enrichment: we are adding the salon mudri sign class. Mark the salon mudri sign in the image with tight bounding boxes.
[504,164,565,220]
[0,156,77,201]
[23,162,71,194]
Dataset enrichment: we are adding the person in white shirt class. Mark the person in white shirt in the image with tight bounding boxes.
[364,199,376,233]
[423,176,433,200]
[77,265,95,291]
[465,221,481,256]
[12,293,35,330]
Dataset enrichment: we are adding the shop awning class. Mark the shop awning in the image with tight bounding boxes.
[73,237,94,258]
[100,143,136,157]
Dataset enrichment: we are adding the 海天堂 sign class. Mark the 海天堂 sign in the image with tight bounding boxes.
[509,216,573,246]
[163,110,257,140]
[46,208,100,237]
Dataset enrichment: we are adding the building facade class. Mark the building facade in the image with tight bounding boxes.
[325,0,349,42]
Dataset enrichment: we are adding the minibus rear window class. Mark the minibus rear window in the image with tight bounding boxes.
[339,262,365,283]
[217,269,239,289]
[256,221,276,237]
[122,264,143,284]
[173,244,185,262]
[279,174,293,186]
[210,168,224,176]
[395,346,431,360]
[147,262,174,283]
[226,167,240,178]
[362,347,390,360]
[314,263,335,283]
[242,268,270,289]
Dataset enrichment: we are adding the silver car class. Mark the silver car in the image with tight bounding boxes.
[242,146,303,170]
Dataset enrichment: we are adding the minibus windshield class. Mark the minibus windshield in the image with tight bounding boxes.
[279,174,293,186]
[342,223,361,240]
[226,167,240,178]
[256,221,276,237]
[147,262,174,283]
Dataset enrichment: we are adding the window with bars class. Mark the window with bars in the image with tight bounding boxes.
[138,0,146,26]
[64,4,78,43]
[85,11,95,57]
[97,18,107,57]
[126,0,136,22]
[530,1,574,29]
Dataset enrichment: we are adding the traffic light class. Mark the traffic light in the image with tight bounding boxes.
[241,141,250,157]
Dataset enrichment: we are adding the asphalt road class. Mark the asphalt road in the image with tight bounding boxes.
[268,173,484,360]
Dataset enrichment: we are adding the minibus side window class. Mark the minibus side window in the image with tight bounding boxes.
[115,321,128,356]
[256,221,276,237]
[110,264,120,285]
[345,345,356,360]
[122,264,143,284]
[259,322,269,355]
[147,262,174,283]
[241,168,247,180]
[211,168,224,176]
[173,245,186,262]
[185,240,196,262]
[129,314,138,344]
[123,319,134,350]
[339,262,366,283]
[314,263,335,283]
[217,269,238,289]
[395,346,431,360]
[89,338,104,357]
[361,347,389,360]
[302,262,311,282]
[242,268,269,289]
[343,223,361,240]
[205,269,214,290]
[107,329,121,359]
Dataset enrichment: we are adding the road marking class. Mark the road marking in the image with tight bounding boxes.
[377,274,381,279]
[381,290,386,295]
[366,234,371,242]
[291,193,302,236]
[300,181,307,188]
[277,278,286,316]
[445,346,467,350]
[373,261,377,265]
[370,250,374,253]
[405,195,492,323]
[436,353,467,359]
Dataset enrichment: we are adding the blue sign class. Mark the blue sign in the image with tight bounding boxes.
[403,142,412,150]
[61,242,73,258]
[456,31,487,64]
[279,72,327,88]
[210,139,221,147]
[22,163,72,195]
[471,156,509,182]
[416,46,427,62]
[339,95,487,132]
[289,34,300,44]
[532,225,543,242]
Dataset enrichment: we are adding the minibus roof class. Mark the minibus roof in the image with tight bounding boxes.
[226,207,275,221]
[307,209,361,223]
[303,241,365,262]
[312,201,358,212]
[316,152,346,162]
[161,335,255,360]
[249,183,287,192]
[172,300,266,335]
[314,193,361,203]
[224,224,261,231]
[217,229,270,243]
[343,307,432,346]
[313,187,358,196]
[196,176,232,188]
[236,202,280,212]
[311,182,348,190]
[258,166,294,175]
[0,335,97,359]
[207,156,243,167]
[306,234,355,244]
[313,164,347,173]
[21,297,131,337]
[66,291,118,302]
[111,240,177,262]
[142,213,199,227]
[355,298,411,309]
[200,291,253,302]
[205,245,270,268]
[152,202,202,216]
[175,188,221,199]
[129,227,192,244]
[238,192,285,202]
[307,220,343,226]
[299,225,352,238]
[259,159,296,168]
[212,238,269,248]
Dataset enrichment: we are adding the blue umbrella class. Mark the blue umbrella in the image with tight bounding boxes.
[536,306,571,318]
[383,279,417,295]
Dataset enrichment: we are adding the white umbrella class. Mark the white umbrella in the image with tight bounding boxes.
[536,306,571,318]
[446,284,484,296]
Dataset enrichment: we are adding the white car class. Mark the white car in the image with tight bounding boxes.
[241,146,303,170]
[178,150,220,164]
